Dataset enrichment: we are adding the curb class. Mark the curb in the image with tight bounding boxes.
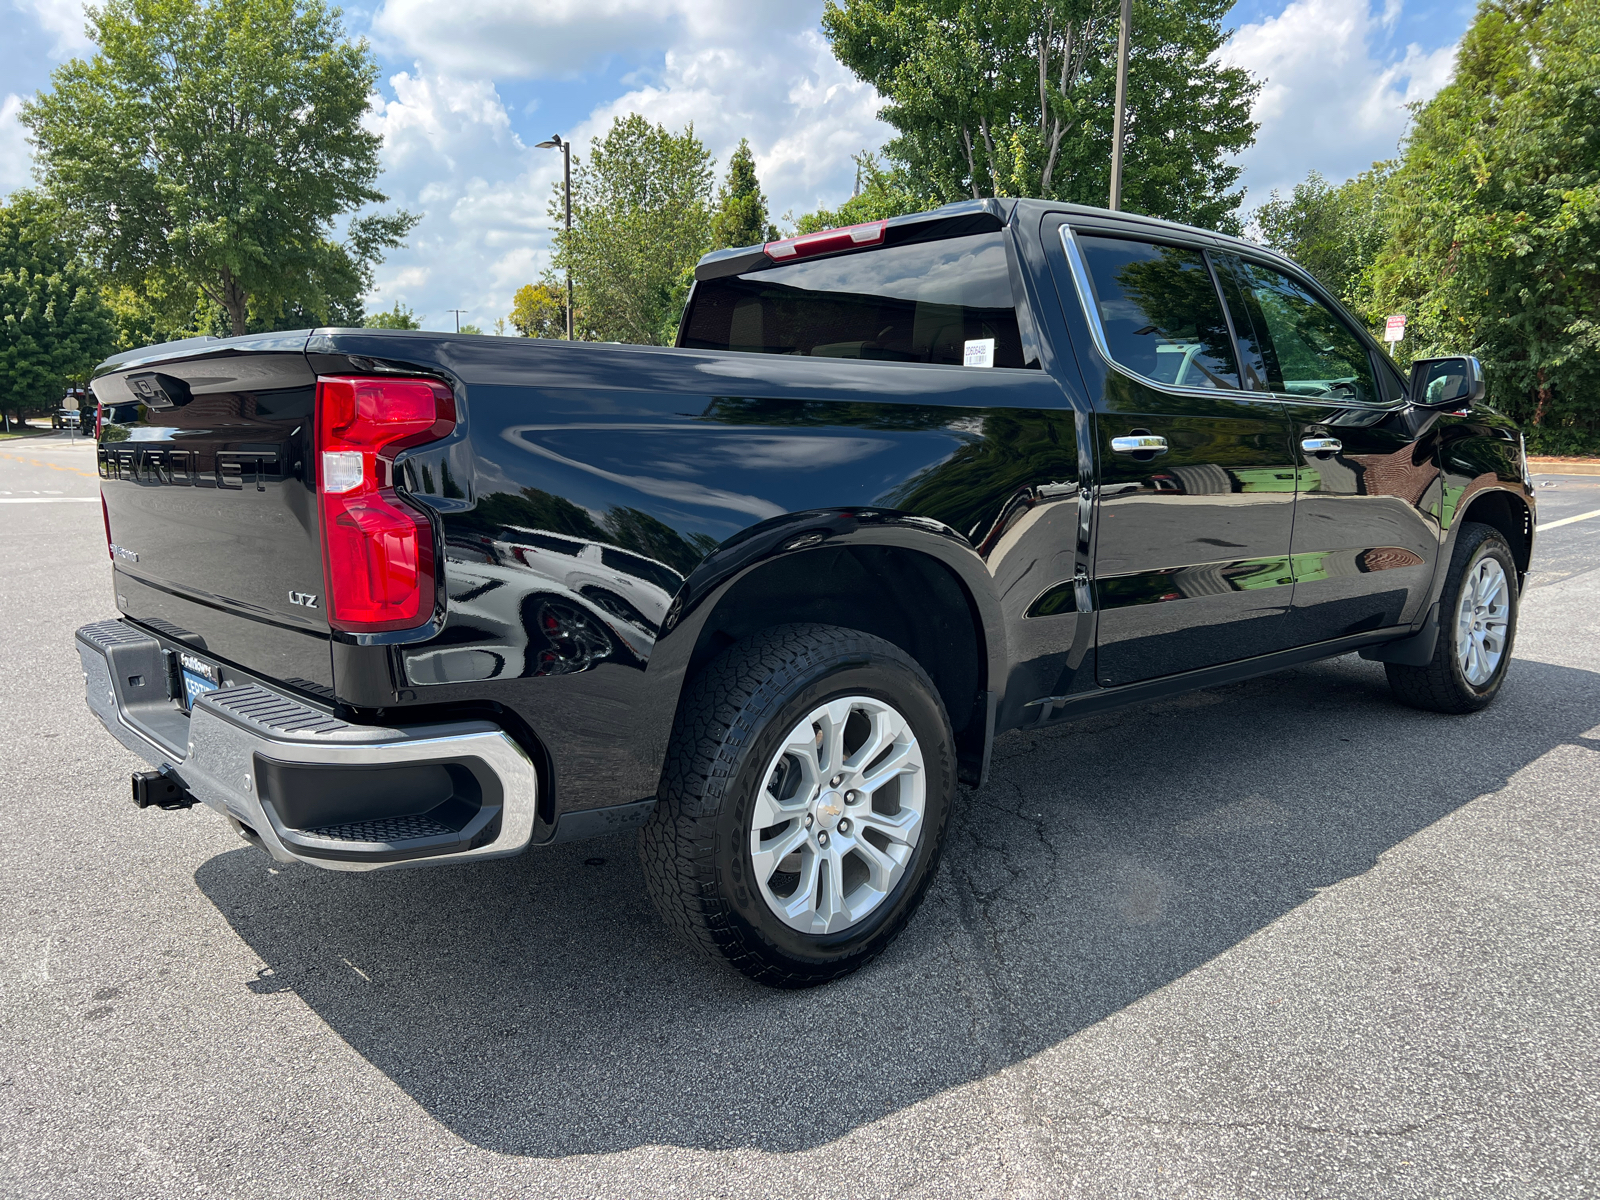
[1529,461,1600,477]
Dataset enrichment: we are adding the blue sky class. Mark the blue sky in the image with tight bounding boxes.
[1,0,1474,333]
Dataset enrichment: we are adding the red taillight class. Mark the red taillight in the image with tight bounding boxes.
[764,219,887,262]
[101,493,113,560]
[315,376,456,633]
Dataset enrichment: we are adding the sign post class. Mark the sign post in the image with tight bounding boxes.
[1384,314,1407,347]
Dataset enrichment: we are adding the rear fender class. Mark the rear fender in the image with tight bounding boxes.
[647,508,1008,787]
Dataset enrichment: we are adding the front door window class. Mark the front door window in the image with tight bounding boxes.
[1216,256,1379,406]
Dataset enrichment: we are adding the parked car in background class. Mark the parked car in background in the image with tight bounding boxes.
[78,198,1534,987]
[52,388,88,429]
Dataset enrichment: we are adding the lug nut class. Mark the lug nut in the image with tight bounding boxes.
[837,818,851,834]
[805,813,814,828]
[845,790,858,804]
[830,775,843,787]
[817,831,830,847]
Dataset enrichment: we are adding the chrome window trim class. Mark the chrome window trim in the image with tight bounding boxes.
[1057,225,1274,407]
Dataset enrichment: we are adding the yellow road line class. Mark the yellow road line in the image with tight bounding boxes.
[0,452,100,480]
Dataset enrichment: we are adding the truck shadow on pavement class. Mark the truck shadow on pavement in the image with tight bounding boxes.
[194,653,1600,1157]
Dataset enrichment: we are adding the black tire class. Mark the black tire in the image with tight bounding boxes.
[1386,521,1519,713]
[639,623,956,988]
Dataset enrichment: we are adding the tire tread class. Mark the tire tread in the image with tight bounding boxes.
[638,623,951,988]
[1386,521,1517,714]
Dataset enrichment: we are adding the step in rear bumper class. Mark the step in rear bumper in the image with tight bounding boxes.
[76,619,539,872]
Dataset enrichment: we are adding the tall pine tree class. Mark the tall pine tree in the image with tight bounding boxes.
[710,140,778,250]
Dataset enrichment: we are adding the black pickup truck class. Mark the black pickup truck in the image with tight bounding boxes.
[81,199,1534,986]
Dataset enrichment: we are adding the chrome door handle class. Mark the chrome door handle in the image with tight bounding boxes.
[1301,437,1342,453]
[1111,435,1168,454]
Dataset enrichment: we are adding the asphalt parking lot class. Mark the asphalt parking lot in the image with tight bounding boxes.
[1,432,1596,1199]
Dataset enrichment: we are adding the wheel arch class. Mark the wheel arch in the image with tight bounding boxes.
[666,521,1003,787]
[1457,487,1534,580]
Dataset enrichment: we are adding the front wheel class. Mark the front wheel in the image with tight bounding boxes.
[639,623,956,988]
[1386,521,1519,713]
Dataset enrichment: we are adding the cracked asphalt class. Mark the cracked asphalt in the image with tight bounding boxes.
[1,434,1596,1199]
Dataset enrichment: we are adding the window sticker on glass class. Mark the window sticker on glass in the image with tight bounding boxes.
[964,338,995,368]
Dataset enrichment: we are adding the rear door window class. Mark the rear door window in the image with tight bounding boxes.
[679,231,1033,368]
[1073,235,1241,390]
[1215,254,1381,405]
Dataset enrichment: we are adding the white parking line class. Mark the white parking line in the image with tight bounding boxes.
[0,497,99,504]
[1537,506,1600,533]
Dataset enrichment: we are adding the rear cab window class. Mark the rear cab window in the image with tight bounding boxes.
[680,230,1036,369]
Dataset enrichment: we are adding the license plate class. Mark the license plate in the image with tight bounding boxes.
[178,652,221,710]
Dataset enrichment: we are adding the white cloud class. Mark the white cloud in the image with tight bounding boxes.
[1222,0,1457,202]
[372,0,680,79]
[573,29,886,220]
[370,0,816,79]
[11,0,92,58]
[3,0,1467,331]
[363,6,889,331]
[360,70,557,326]
[0,94,33,194]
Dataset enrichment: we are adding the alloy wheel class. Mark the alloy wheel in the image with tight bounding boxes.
[748,695,926,935]
[1455,555,1510,686]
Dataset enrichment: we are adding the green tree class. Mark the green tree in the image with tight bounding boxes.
[21,0,416,337]
[101,276,213,352]
[508,281,566,338]
[364,301,421,330]
[794,152,927,234]
[0,193,116,422]
[1250,167,1393,307]
[1368,0,1600,450]
[822,0,1259,231]
[657,264,696,347]
[550,114,714,345]
[710,138,778,249]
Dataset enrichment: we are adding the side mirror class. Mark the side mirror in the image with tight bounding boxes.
[1409,355,1486,409]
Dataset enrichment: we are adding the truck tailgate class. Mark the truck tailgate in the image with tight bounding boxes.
[93,338,333,695]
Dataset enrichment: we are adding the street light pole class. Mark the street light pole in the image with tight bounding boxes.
[537,134,575,340]
[447,308,467,333]
[1109,0,1132,211]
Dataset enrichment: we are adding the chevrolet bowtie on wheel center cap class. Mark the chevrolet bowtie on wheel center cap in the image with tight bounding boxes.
[752,695,926,935]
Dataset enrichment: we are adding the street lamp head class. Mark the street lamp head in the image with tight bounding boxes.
[535,136,564,149]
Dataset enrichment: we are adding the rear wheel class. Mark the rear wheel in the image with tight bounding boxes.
[1386,521,1518,713]
[639,623,956,987]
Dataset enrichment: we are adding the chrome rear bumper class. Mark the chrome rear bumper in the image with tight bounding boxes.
[76,619,539,872]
